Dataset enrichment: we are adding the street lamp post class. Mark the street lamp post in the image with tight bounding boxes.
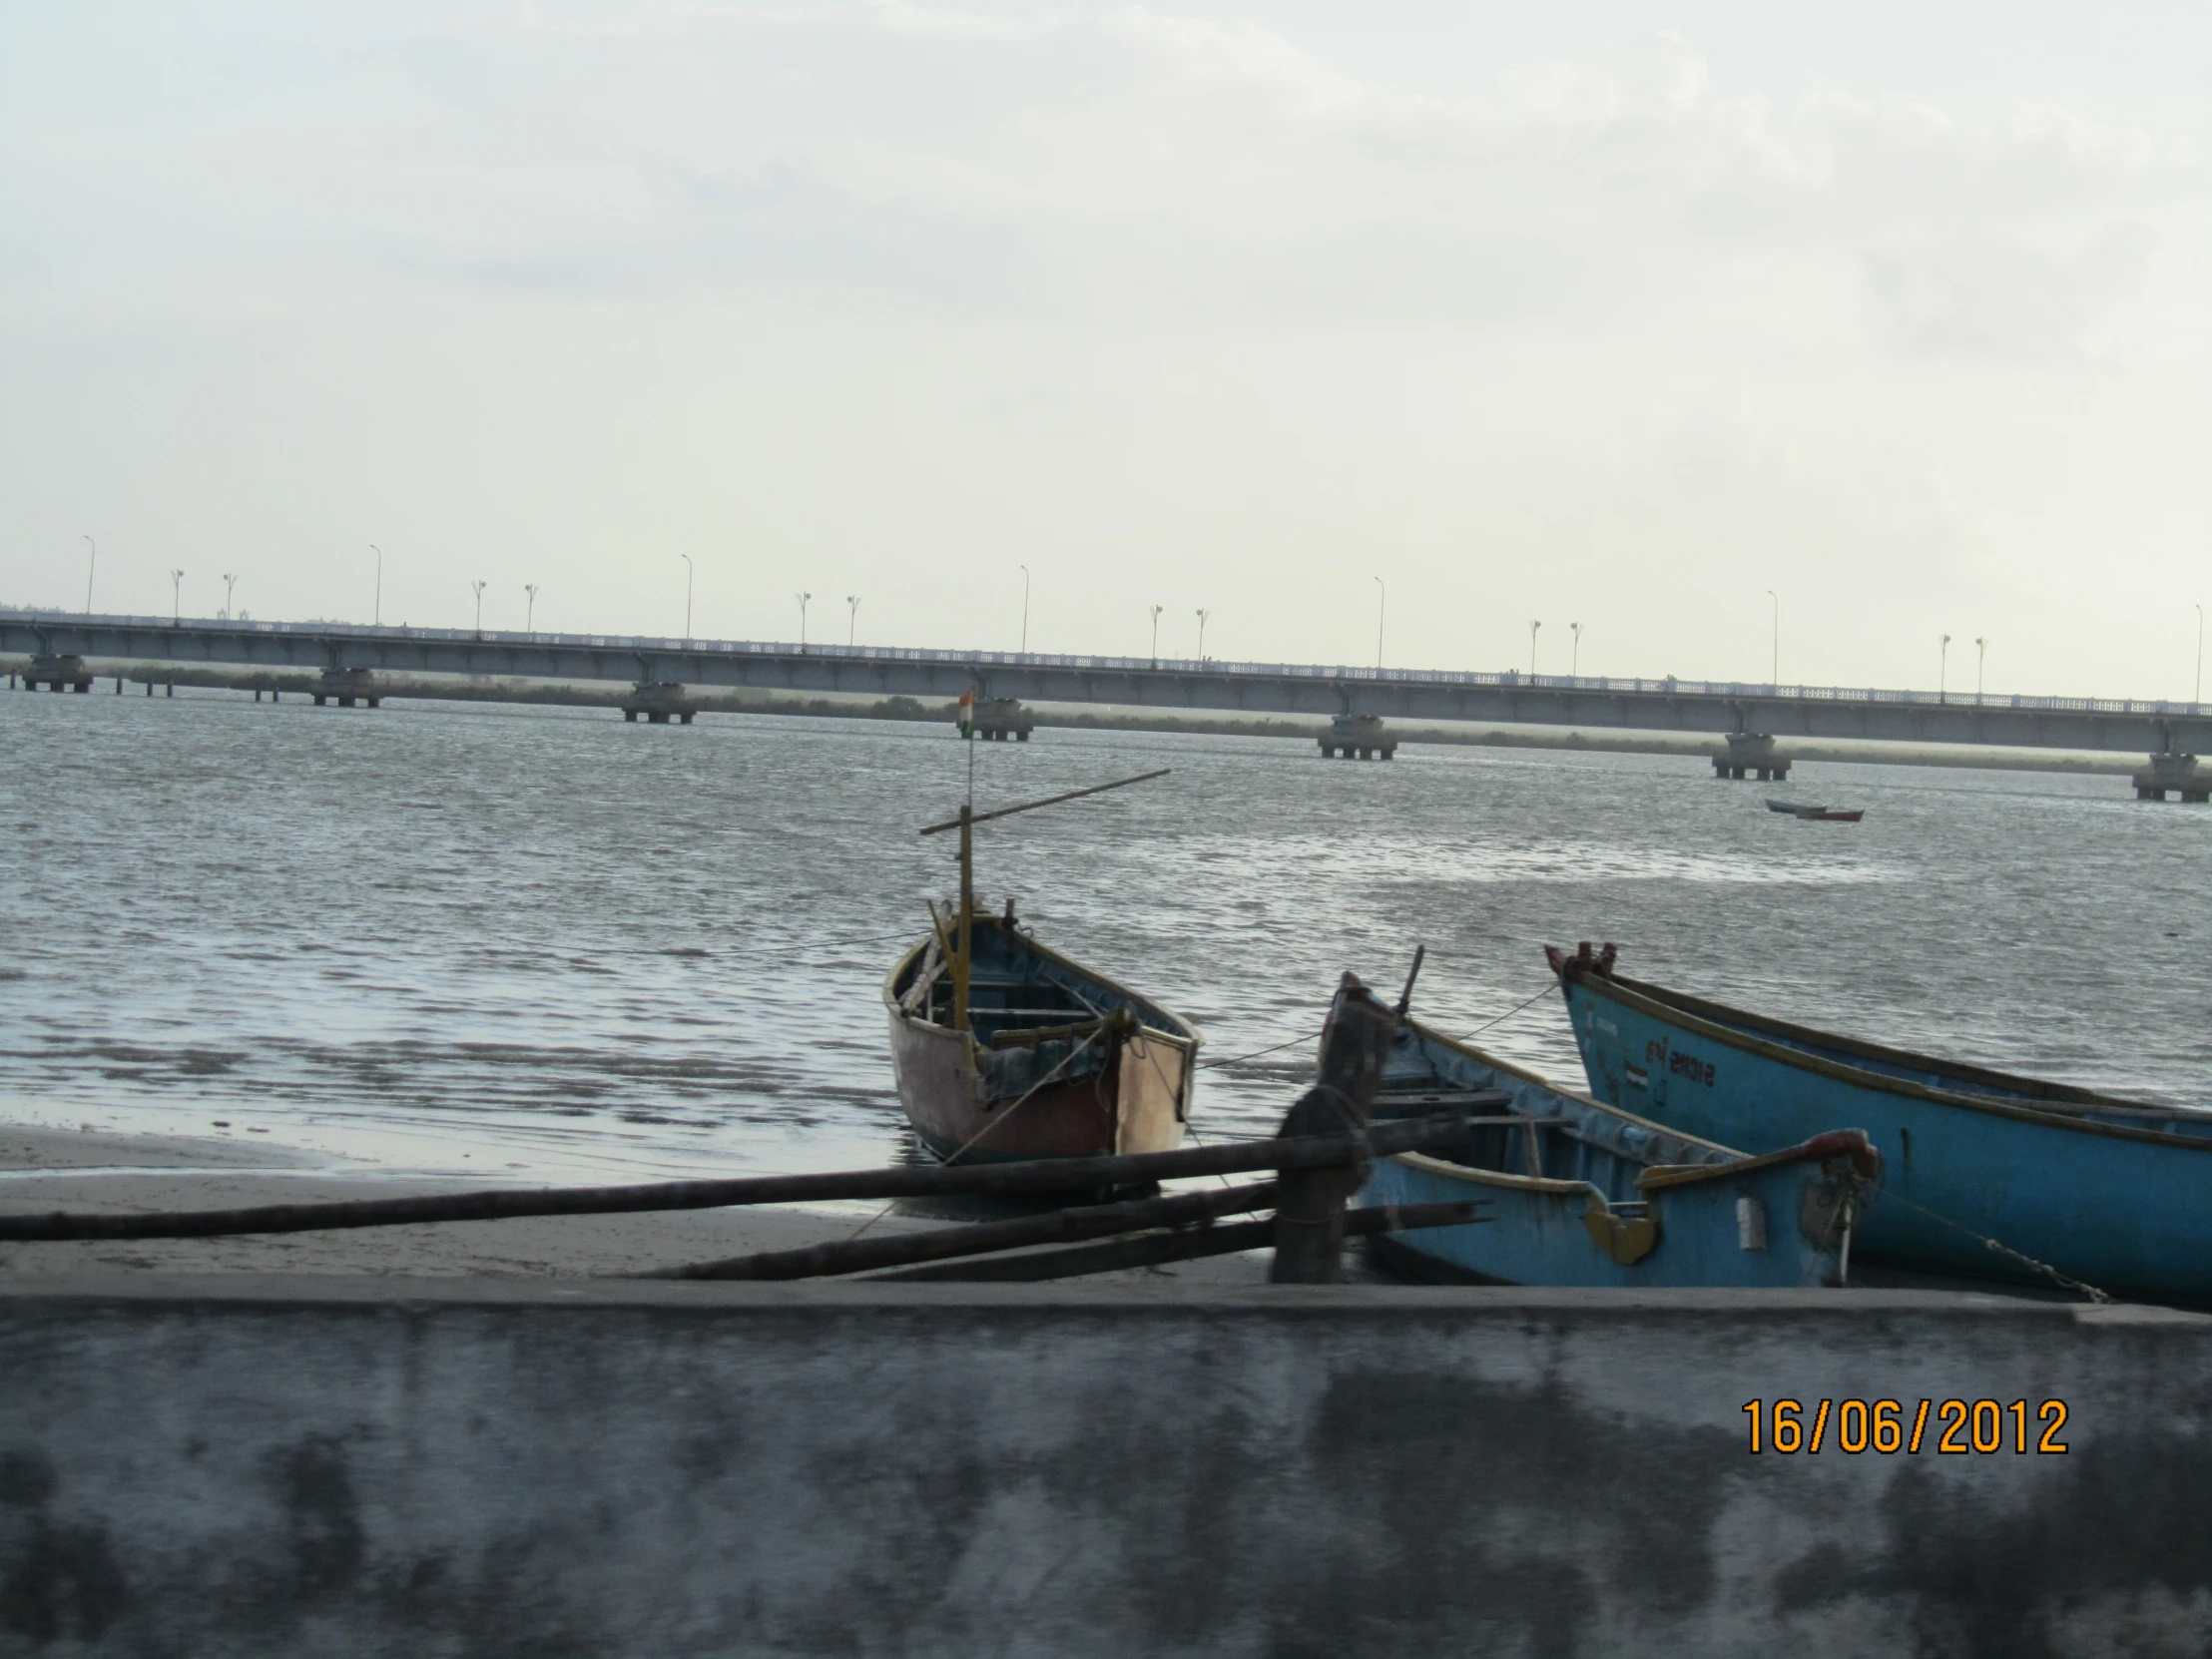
[1766,590,1779,684]
[1019,564,1030,654]
[222,573,238,621]
[83,536,96,613]
[1196,608,1211,660]
[170,569,184,625]
[797,592,812,651]
[369,545,382,626]
[846,595,859,647]
[1529,620,1541,678]
[1374,578,1385,670]
[470,580,487,637]
[1570,621,1582,678]
[1939,634,1952,702]
[680,555,694,642]
[1975,636,1987,699]
[1148,605,1164,663]
[525,584,539,632]
[2197,604,2205,707]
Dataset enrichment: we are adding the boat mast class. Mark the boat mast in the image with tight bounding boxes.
[954,801,973,1031]
[954,703,977,1031]
[916,764,1173,1038]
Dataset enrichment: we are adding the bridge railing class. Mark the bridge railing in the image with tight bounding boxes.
[2,608,2203,720]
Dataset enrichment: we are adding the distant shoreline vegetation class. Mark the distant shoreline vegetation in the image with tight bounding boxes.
[0,657,2137,777]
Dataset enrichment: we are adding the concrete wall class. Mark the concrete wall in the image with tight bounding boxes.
[3,1278,2208,1658]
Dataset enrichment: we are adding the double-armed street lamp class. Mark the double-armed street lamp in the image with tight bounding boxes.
[469,580,487,637]
[525,584,540,632]
[797,591,812,651]
[1148,604,1164,663]
[170,569,184,624]
[222,573,238,621]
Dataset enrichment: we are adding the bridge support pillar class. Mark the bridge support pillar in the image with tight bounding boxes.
[1711,733,1789,783]
[2132,753,2208,804]
[318,668,380,709]
[28,655,91,694]
[1320,714,1396,760]
[623,682,693,725]
[966,698,1033,743]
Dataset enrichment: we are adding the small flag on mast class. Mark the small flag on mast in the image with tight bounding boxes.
[957,690,975,738]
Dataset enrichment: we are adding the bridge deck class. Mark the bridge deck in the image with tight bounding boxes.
[4,609,2204,755]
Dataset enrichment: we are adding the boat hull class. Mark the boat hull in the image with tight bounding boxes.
[882,918,1197,1163]
[1551,951,2212,1305]
[886,1014,1190,1161]
[1360,1018,1872,1290]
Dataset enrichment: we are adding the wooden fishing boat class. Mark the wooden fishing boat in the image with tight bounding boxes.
[1360,1014,1878,1289]
[1547,942,2212,1304]
[882,770,1200,1163]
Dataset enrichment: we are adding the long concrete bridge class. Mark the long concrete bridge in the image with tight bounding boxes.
[5,607,2207,794]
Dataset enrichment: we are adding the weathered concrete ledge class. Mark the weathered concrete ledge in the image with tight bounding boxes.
[4,1278,2207,1657]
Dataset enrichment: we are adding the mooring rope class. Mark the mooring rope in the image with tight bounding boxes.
[844,1026,1107,1242]
[1868,1187,2113,1304]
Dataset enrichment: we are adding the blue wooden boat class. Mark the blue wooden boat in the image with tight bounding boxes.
[1546,942,2212,1304]
[1360,1014,1879,1289]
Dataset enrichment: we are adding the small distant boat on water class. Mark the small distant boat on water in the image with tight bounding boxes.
[1360,1014,1878,1289]
[1766,800,1865,823]
[883,769,1200,1163]
[1547,941,2212,1305]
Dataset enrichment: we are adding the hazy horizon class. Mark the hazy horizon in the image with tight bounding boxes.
[3,2,2206,699]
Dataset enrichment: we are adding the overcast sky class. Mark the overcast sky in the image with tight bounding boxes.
[3,2,2206,697]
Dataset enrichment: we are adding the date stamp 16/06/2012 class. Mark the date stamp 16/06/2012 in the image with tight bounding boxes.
[1743,1398,2069,1455]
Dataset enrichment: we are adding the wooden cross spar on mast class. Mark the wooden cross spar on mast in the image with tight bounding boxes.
[918,767,1170,1032]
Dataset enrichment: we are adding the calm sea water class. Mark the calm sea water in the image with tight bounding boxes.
[2,687,2205,1182]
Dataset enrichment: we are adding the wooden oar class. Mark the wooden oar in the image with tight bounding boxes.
[872,1200,1488,1283]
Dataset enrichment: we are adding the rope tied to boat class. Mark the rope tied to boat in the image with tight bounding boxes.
[1199,979,1560,1075]
[1873,1188,2113,1305]
[844,1026,1110,1242]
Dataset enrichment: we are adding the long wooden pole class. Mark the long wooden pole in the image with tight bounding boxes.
[0,1111,1498,1243]
[638,1180,1278,1282]
[873,1200,1486,1283]
[1272,972,1402,1283]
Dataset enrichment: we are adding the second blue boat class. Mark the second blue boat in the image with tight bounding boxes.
[1547,942,2212,1306]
